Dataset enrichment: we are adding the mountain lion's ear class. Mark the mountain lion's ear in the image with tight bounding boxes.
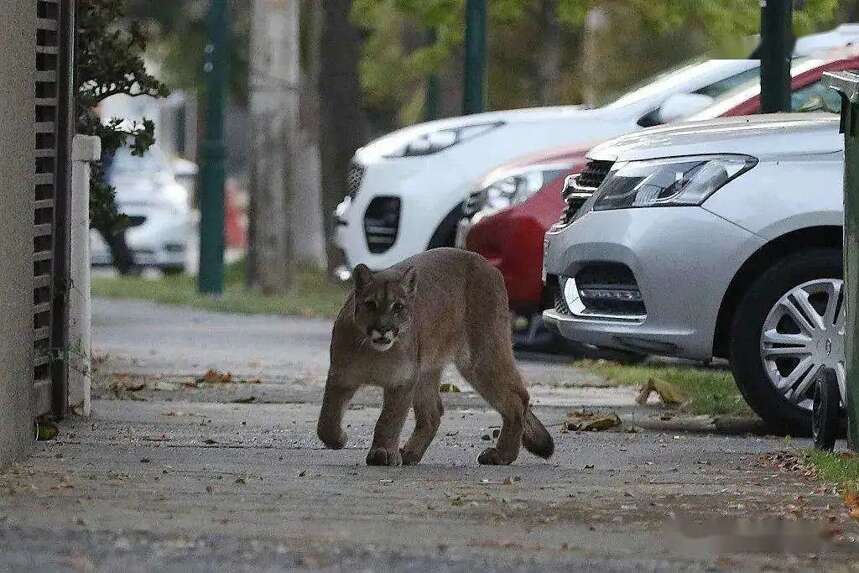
[401,266,418,297]
[353,264,373,293]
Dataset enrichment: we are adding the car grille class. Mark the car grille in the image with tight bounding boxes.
[575,263,646,317]
[347,162,365,199]
[557,159,614,226]
[364,196,401,254]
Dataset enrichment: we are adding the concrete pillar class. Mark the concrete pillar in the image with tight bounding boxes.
[0,0,36,468]
[68,136,101,417]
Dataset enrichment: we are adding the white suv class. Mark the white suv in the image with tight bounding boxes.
[335,59,764,270]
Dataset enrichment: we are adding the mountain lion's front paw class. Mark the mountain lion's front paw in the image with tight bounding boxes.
[477,447,513,466]
[318,426,347,450]
[366,447,402,466]
[400,448,422,466]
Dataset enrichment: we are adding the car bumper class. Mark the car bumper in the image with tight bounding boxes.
[91,206,191,269]
[542,206,765,359]
[334,156,469,270]
[464,209,546,314]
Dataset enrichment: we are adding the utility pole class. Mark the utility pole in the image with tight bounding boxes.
[424,28,440,122]
[198,0,229,295]
[462,0,486,115]
[248,0,300,294]
[759,0,793,113]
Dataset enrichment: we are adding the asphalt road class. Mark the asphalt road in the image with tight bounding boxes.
[0,298,856,572]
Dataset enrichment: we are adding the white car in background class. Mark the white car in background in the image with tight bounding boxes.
[90,145,192,274]
[334,58,764,271]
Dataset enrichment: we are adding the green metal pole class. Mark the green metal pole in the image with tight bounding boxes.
[759,0,792,113]
[198,0,228,295]
[424,29,440,122]
[845,94,859,449]
[463,0,486,115]
[825,71,859,450]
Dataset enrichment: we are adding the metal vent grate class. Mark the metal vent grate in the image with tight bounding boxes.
[347,162,365,199]
[33,0,73,417]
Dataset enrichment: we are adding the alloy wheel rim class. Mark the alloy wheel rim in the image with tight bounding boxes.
[759,278,845,412]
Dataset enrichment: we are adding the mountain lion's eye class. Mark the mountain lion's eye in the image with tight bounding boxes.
[392,302,404,313]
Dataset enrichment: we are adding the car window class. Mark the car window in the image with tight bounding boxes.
[790,77,846,113]
[694,67,761,98]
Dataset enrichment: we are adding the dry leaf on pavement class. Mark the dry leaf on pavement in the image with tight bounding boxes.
[636,378,687,407]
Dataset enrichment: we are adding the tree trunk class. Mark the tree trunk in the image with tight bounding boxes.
[320,0,366,272]
[536,0,562,105]
[248,0,301,294]
[291,0,327,270]
[100,228,135,275]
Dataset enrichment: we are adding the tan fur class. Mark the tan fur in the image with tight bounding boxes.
[317,247,554,466]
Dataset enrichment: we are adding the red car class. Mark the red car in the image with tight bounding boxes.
[462,52,859,349]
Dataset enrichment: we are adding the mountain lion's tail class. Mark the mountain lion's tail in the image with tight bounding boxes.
[522,408,554,459]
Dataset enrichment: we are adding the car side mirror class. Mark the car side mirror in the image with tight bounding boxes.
[655,92,716,124]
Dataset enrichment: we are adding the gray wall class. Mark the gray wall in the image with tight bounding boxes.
[0,0,35,468]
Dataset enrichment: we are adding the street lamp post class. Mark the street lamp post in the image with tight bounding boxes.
[759,0,792,113]
[198,0,229,295]
[463,0,486,115]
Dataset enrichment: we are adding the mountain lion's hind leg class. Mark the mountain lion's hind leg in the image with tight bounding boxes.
[367,384,415,466]
[401,370,443,465]
[456,354,527,466]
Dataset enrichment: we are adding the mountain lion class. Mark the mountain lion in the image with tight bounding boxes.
[317,248,554,466]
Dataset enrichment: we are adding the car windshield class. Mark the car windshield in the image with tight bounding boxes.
[689,57,830,121]
[598,60,758,109]
[108,145,171,178]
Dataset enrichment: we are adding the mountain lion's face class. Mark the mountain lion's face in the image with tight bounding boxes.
[352,264,417,352]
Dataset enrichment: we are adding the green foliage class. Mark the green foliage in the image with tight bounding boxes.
[91,263,348,318]
[354,0,845,128]
[126,0,251,105]
[77,0,168,232]
[805,450,859,494]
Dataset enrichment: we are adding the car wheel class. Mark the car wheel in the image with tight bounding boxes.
[729,249,844,435]
[812,369,840,451]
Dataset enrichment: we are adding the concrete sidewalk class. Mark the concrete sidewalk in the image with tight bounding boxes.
[0,298,856,571]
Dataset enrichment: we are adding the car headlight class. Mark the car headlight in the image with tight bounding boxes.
[479,165,570,211]
[385,122,503,158]
[592,155,756,211]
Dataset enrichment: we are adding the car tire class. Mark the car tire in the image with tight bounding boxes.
[812,370,839,451]
[729,248,842,435]
[427,206,463,249]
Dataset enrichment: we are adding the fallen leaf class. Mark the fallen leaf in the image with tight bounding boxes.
[565,410,622,432]
[439,383,461,393]
[636,378,687,407]
[36,422,58,441]
[235,477,246,485]
[199,369,233,384]
[844,491,859,521]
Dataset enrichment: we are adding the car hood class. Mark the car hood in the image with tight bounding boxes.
[588,113,843,163]
[355,105,600,161]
